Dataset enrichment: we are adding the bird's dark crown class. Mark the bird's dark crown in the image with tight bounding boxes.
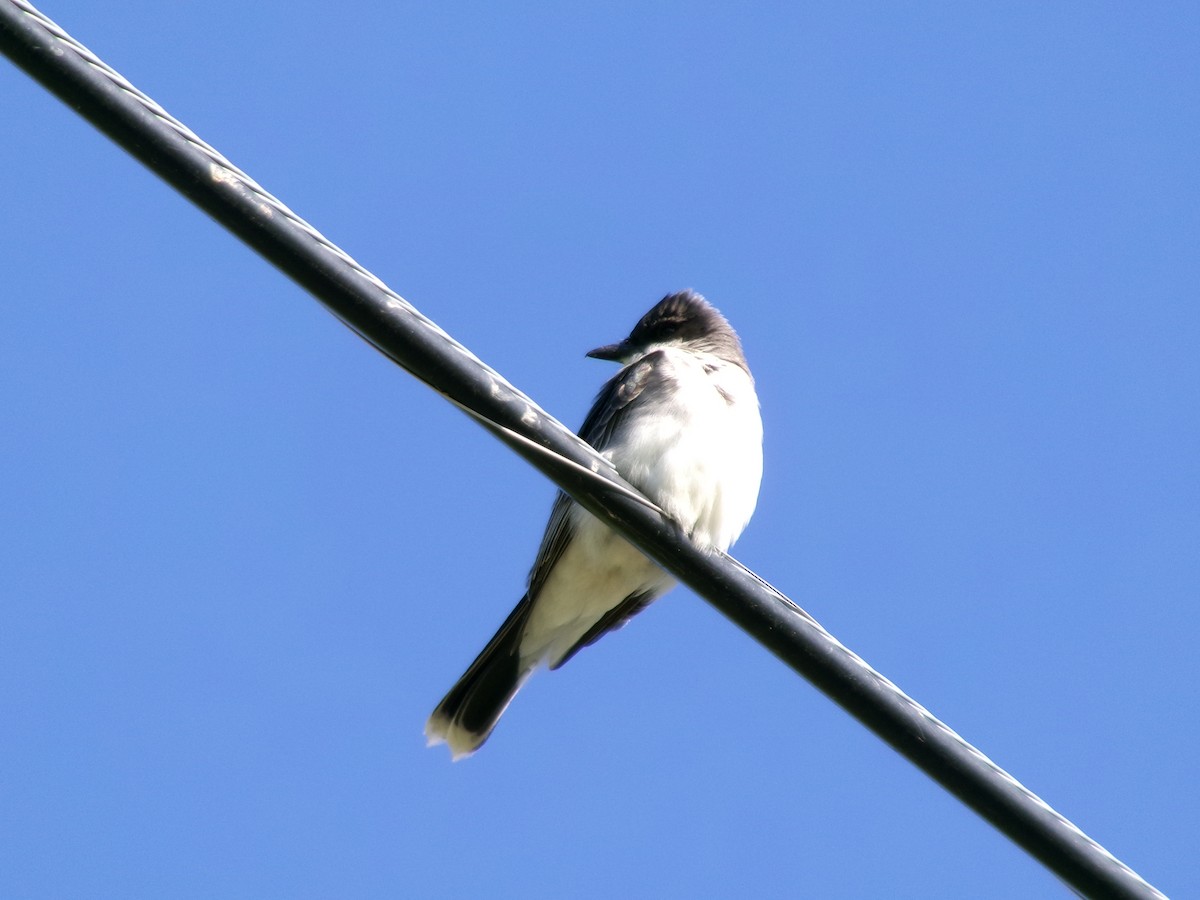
[626,291,748,369]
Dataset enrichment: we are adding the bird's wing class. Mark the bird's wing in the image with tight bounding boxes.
[576,350,670,452]
[526,351,672,600]
[525,490,575,600]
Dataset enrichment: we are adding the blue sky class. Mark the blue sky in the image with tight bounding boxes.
[2,2,1197,897]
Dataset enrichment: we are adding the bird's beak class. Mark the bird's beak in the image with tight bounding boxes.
[586,341,628,362]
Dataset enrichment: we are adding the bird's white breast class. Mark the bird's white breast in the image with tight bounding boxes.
[607,347,763,552]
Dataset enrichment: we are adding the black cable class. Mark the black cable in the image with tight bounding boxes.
[0,3,1164,897]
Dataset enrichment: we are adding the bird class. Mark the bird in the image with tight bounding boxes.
[425,290,763,759]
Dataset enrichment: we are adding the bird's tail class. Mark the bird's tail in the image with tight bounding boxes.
[425,597,535,760]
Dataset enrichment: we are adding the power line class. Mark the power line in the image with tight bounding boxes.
[0,2,1165,897]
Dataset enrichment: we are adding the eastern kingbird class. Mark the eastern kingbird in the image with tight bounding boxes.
[426,290,763,758]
